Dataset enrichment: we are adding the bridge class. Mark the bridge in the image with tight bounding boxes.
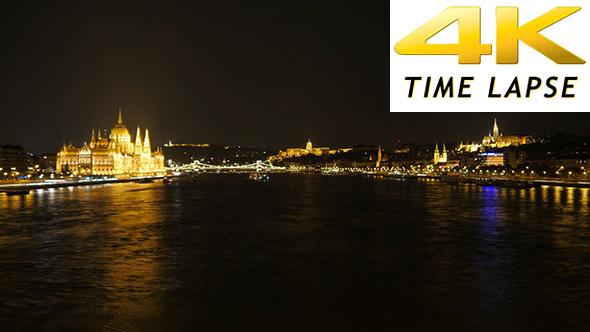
[168,160,286,173]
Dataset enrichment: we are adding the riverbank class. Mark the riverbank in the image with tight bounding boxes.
[312,170,590,189]
[0,176,165,194]
[381,172,590,189]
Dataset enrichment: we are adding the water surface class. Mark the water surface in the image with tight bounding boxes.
[1,174,590,331]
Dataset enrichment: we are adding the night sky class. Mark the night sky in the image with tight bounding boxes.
[1,1,589,154]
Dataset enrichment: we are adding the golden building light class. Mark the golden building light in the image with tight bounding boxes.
[56,109,165,177]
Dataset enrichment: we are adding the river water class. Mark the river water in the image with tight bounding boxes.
[1,174,590,331]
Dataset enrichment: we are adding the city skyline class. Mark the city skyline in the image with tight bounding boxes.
[4,111,590,156]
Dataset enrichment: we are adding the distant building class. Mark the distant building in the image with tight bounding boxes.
[457,119,529,153]
[457,141,482,153]
[164,141,210,148]
[482,118,529,148]
[56,109,165,176]
[163,144,271,165]
[505,150,527,169]
[459,152,477,168]
[532,158,590,169]
[277,140,330,158]
[41,154,57,173]
[0,145,28,173]
[477,152,505,166]
[433,143,447,164]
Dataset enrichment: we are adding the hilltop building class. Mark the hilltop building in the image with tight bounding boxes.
[482,118,529,148]
[456,118,530,152]
[277,140,330,158]
[56,109,165,176]
[271,140,353,162]
[433,142,448,164]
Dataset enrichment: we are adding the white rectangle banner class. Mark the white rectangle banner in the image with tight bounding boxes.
[390,0,590,112]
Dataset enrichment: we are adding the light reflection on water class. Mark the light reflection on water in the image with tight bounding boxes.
[1,175,590,330]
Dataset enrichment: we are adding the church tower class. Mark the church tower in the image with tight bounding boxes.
[434,142,448,164]
[434,143,440,164]
[493,118,499,139]
[306,140,313,151]
[376,145,382,168]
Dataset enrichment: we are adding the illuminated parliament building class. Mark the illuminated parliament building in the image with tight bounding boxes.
[57,109,165,176]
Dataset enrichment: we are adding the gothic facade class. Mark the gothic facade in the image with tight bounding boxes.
[482,118,528,148]
[57,109,165,176]
[433,143,448,164]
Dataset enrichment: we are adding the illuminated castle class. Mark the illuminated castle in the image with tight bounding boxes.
[277,140,330,158]
[57,109,165,176]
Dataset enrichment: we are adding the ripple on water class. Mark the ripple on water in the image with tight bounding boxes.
[1,175,590,330]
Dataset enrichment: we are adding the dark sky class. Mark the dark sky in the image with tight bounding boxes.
[1,1,589,154]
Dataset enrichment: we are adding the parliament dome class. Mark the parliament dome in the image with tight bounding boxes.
[110,108,131,142]
[111,124,130,139]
